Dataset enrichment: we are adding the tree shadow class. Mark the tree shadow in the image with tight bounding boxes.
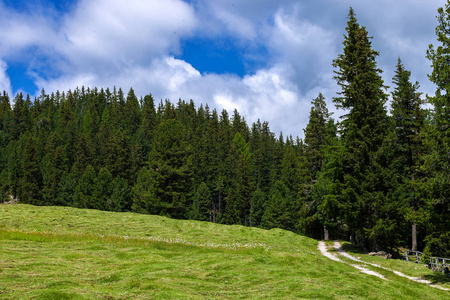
[341,242,368,255]
[341,241,450,285]
[422,271,450,285]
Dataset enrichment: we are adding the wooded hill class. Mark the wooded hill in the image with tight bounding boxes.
[0,6,449,257]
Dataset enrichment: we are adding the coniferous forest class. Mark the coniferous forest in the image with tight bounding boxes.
[0,6,449,257]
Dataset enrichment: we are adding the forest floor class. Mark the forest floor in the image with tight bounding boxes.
[318,240,450,291]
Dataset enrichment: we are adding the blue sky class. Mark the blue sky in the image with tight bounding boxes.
[0,0,444,137]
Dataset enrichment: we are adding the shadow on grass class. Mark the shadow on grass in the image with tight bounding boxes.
[340,242,368,255]
[340,242,406,259]
[423,272,450,285]
[340,241,450,285]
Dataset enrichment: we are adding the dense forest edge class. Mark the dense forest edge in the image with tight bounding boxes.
[0,5,449,257]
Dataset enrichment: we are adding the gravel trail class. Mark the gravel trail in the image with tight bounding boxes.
[317,240,450,291]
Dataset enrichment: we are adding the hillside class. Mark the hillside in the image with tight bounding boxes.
[0,204,448,299]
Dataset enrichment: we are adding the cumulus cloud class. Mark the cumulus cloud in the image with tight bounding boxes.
[351,0,440,97]
[59,0,196,70]
[0,4,58,61]
[0,60,12,97]
[0,0,445,137]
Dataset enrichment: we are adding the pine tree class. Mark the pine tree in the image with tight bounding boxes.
[298,93,336,238]
[222,133,252,225]
[0,91,11,133]
[41,145,65,205]
[250,120,275,196]
[331,8,391,249]
[261,180,295,231]
[303,93,333,180]
[11,93,31,140]
[104,130,132,180]
[72,134,92,180]
[56,172,76,206]
[124,88,141,137]
[109,176,132,212]
[140,94,157,155]
[390,58,425,251]
[21,135,42,204]
[423,1,450,256]
[189,182,211,221]
[92,167,113,210]
[131,167,156,214]
[75,164,96,208]
[146,119,193,218]
[249,188,266,227]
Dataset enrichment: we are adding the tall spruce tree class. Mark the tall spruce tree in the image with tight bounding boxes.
[332,8,391,249]
[390,58,425,251]
[299,93,335,239]
[424,1,450,256]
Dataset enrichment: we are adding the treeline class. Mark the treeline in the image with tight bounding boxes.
[0,5,449,257]
[0,86,310,229]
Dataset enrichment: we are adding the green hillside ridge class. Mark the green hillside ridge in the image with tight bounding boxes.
[0,204,448,299]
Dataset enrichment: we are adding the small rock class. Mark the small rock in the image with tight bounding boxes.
[369,251,392,259]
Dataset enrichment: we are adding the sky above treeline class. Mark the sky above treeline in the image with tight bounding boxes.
[0,0,444,137]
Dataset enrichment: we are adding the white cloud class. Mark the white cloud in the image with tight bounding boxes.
[0,0,445,137]
[39,53,309,136]
[0,60,12,98]
[213,9,257,40]
[59,0,196,70]
[0,5,58,60]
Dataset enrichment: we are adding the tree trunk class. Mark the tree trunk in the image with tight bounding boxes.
[324,225,329,241]
[412,224,417,251]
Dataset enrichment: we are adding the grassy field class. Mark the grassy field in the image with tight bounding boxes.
[0,204,448,299]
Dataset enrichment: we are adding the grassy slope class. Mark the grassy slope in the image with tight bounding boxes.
[0,204,448,299]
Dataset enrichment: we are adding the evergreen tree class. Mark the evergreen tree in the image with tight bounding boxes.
[390,58,425,251]
[222,133,252,225]
[11,93,31,140]
[132,167,157,214]
[303,93,333,179]
[140,94,157,154]
[72,134,92,180]
[261,180,295,231]
[331,8,392,249]
[0,91,11,133]
[105,130,132,180]
[0,169,9,203]
[423,1,450,256]
[75,164,96,208]
[8,139,24,199]
[250,120,275,196]
[146,119,193,218]
[124,88,141,137]
[299,94,335,238]
[92,167,114,210]
[56,172,76,206]
[41,146,65,205]
[109,176,132,212]
[21,135,42,204]
[249,188,266,227]
[189,182,211,221]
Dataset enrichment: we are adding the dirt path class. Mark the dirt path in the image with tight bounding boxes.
[317,240,342,262]
[318,241,386,279]
[318,240,450,291]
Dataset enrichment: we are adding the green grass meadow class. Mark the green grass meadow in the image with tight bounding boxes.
[0,204,448,299]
